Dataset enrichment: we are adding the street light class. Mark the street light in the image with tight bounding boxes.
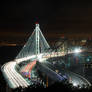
[72,80,80,87]
[73,82,78,87]
[74,48,81,53]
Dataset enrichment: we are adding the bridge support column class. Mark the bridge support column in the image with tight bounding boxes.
[35,23,40,56]
[46,76,48,87]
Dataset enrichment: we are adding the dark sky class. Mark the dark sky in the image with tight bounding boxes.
[0,0,61,31]
[0,0,92,43]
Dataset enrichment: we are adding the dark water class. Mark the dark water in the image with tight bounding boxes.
[0,46,22,65]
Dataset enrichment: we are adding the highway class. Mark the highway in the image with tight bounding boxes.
[1,61,30,89]
[1,54,44,89]
[2,22,91,89]
[64,70,91,87]
[1,52,92,89]
[2,22,92,89]
[40,61,91,87]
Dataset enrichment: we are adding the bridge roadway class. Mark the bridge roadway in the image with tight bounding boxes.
[65,70,91,87]
[1,61,30,89]
[1,54,41,89]
[36,61,91,87]
[1,51,92,89]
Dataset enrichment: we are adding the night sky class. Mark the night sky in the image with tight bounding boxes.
[0,0,92,43]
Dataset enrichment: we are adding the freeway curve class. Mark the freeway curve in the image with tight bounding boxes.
[1,54,39,89]
[1,52,92,89]
[64,70,91,87]
[1,54,44,89]
[38,61,91,88]
[1,61,30,89]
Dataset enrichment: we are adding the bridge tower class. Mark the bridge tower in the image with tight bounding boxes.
[16,22,50,59]
[35,23,40,55]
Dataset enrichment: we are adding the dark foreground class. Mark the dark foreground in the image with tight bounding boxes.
[9,82,92,92]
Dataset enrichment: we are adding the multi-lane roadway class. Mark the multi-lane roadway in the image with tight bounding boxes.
[1,52,92,89]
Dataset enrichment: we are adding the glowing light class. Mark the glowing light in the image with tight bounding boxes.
[73,82,78,87]
[15,55,36,63]
[74,48,81,53]
[35,22,39,24]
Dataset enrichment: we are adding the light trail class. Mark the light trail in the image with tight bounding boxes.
[1,50,91,89]
[1,61,30,89]
[21,60,37,78]
[3,62,18,88]
[1,23,92,89]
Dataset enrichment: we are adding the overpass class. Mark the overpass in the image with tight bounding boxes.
[1,23,91,89]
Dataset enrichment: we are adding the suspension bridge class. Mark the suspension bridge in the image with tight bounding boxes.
[1,23,91,89]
